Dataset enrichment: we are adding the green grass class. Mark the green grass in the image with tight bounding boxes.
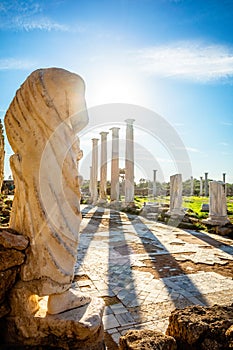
[133,195,233,223]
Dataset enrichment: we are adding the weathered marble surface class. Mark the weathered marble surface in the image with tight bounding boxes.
[204,180,230,225]
[3,69,105,347]
[168,174,183,216]
[4,67,88,295]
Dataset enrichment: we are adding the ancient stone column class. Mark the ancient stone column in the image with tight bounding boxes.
[223,173,227,195]
[99,132,108,202]
[200,176,203,196]
[0,120,4,192]
[205,181,230,225]
[91,138,99,204]
[168,174,183,216]
[110,127,120,202]
[89,166,93,197]
[153,170,157,198]
[190,176,194,196]
[204,172,208,197]
[125,119,135,205]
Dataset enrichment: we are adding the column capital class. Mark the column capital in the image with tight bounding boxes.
[110,127,120,136]
[99,131,109,137]
[110,127,120,131]
[92,138,99,143]
[125,119,135,125]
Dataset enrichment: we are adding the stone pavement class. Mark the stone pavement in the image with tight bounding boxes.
[73,205,233,348]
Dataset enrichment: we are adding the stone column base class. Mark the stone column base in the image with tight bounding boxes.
[203,216,230,226]
[166,209,185,218]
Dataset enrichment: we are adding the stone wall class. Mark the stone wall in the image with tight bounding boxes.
[119,304,233,350]
[0,229,28,323]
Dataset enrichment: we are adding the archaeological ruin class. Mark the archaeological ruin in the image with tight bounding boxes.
[0,68,232,350]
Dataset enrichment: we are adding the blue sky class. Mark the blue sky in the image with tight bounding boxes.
[1,0,233,182]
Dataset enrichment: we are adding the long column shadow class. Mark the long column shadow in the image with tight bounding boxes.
[186,230,233,256]
[81,205,95,217]
[77,205,105,269]
[126,214,209,307]
[107,209,140,319]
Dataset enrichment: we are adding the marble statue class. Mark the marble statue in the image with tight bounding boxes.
[4,68,90,314]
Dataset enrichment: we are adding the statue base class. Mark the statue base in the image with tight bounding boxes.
[3,283,105,349]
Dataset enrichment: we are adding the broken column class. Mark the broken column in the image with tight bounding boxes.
[204,181,230,225]
[204,172,208,197]
[168,174,183,216]
[190,176,194,196]
[91,138,99,204]
[125,119,135,205]
[153,169,157,198]
[99,132,108,203]
[223,172,227,195]
[110,127,120,202]
[200,176,203,196]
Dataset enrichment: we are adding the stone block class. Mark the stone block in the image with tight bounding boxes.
[0,301,10,318]
[0,248,25,271]
[0,268,17,303]
[0,229,29,250]
[119,329,177,349]
[201,203,209,212]
[166,304,233,350]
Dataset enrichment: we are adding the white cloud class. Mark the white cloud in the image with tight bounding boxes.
[133,41,233,82]
[0,58,36,70]
[11,16,69,32]
[0,0,69,32]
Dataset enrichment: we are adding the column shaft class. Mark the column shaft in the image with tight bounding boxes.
[125,119,135,204]
[99,132,108,201]
[200,176,203,196]
[153,170,157,198]
[91,138,99,204]
[204,172,208,197]
[169,174,183,216]
[190,176,194,196]
[110,128,120,201]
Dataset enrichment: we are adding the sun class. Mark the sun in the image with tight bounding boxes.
[85,67,148,107]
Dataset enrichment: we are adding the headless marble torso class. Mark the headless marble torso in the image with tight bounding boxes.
[5,68,89,312]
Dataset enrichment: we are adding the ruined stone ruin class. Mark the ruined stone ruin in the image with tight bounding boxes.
[1,68,105,349]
